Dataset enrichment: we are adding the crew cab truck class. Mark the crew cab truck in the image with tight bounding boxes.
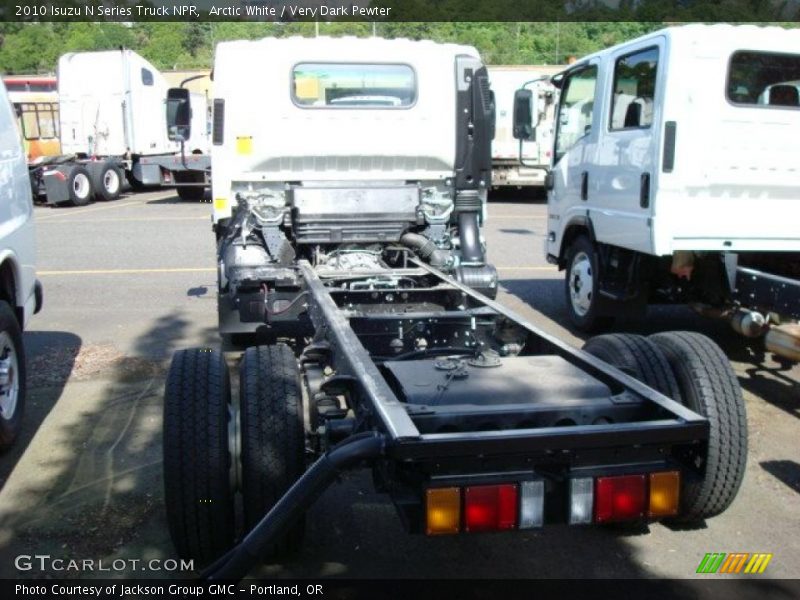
[0,77,43,448]
[513,24,800,361]
[35,49,209,206]
[488,67,556,189]
[160,36,747,577]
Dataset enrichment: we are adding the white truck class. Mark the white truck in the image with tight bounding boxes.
[0,77,42,448]
[488,67,556,189]
[36,49,209,206]
[513,24,800,361]
[161,37,747,575]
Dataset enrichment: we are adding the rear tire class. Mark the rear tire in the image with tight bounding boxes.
[239,343,306,557]
[582,333,680,399]
[94,162,123,202]
[564,235,614,332]
[649,331,747,523]
[0,301,25,450]
[163,348,235,567]
[67,167,93,206]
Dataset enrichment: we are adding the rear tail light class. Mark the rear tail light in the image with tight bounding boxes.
[425,487,460,535]
[519,480,545,529]
[595,474,647,523]
[569,478,594,524]
[648,471,680,517]
[464,484,518,532]
[425,470,680,534]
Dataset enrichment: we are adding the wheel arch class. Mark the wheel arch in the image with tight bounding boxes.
[558,216,596,269]
[0,251,23,326]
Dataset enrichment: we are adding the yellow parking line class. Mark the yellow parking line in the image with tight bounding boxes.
[38,267,215,276]
[37,216,208,224]
[35,191,175,221]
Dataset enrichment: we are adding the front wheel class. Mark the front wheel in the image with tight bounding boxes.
[163,348,235,566]
[564,235,613,332]
[0,301,25,450]
[650,331,747,523]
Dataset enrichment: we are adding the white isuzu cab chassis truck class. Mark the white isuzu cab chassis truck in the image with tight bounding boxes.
[514,24,800,361]
[161,36,746,579]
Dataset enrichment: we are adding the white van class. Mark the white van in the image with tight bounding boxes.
[0,77,41,448]
[514,24,800,359]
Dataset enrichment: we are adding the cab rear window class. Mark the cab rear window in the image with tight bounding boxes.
[292,63,416,108]
[728,51,800,108]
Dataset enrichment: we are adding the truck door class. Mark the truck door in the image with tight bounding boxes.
[548,62,600,258]
[590,42,663,253]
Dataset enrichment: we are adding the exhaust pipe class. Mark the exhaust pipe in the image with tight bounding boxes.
[765,323,800,362]
[202,432,386,581]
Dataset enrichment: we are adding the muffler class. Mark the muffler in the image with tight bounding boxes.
[765,323,800,362]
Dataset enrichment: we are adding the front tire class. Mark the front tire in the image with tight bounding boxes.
[67,167,93,207]
[564,235,613,332]
[163,348,235,566]
[239,343,306,557]
[650,331,747,523]
[0,301,25,450]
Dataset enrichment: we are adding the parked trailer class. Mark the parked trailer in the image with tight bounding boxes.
[36,49,210,206]
[514,24,800,361]
[488,66,556,189]
[161,36,747,578]
[4,76,61,163]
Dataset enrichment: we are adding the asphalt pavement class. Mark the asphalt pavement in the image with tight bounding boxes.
[0,188,797,581]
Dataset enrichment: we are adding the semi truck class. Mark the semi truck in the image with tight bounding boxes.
[514,24,800,361]
[488,66,556,189]
[161,36,747,578]
[34,49,209,206]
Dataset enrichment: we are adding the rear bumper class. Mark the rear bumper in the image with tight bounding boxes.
[492,165,548,187]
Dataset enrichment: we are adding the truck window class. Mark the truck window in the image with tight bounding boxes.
[37,103,58,138]
[554,66,598,162]
[610,47,658,130]
[292,63,416,108]
[728,51,800,107]
[141,68,154,86]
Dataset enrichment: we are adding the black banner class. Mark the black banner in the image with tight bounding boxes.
[0,0,799,22]
[5,579,800,600]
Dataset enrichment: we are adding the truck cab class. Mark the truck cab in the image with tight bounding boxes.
[174,36,497,341]
[514,25,800,358]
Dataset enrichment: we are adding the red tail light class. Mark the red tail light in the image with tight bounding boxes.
[464,484,518,532]
[594,475,646,523]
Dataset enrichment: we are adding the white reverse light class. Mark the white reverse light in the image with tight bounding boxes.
[519,480,545,529]
[569,477,594,525]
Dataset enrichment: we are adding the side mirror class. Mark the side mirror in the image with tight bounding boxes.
[512,89,534,141]
[166,87,191,142]
[544,171,554,191]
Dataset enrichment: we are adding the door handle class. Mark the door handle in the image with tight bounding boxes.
[580,171,588,201]
[640,172,651,208]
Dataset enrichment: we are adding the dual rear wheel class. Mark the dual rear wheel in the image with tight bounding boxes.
[583,332,747,523]
[163,343,305,566]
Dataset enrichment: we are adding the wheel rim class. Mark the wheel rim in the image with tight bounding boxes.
[103,169,120,194]
[0,332,19,421]
[73,173,91,199]
[569,251,594,317]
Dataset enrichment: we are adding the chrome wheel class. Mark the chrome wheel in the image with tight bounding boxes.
[73,172,91,200]
[569,251,594,317]
[103,168,120,195]
[0,332,19,422]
